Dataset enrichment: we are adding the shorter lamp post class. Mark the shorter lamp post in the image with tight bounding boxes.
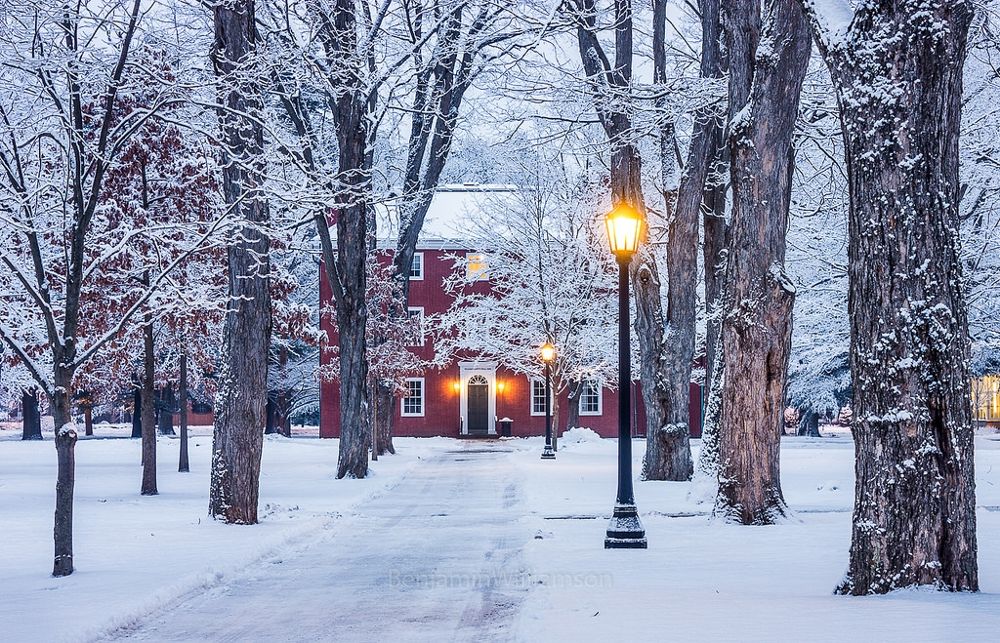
[540,341,556,460]
[604,201,647,549]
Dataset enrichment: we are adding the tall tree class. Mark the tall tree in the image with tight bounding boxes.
[209,0,272,522]
[714,0,810,523]
[0,0,175,576]
[800,0,978,593]
[565,0,694,480]
[642,0,724,480]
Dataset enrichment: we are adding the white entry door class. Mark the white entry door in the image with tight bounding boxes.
[459,362,497,435]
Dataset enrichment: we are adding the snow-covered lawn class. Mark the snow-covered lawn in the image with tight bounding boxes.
[3,426,1000,642]
[509,429,1000,642]
[0,426,445,642]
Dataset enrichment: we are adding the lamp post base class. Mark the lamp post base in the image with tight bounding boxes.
[541,445,556,460]
[604,503,647,549]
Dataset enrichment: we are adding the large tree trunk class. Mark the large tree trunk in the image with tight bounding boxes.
[50,373,76,577]
[178,351,189,473]
[335,274,369,477]
[209,0,271,523]
[141,314,158,496]
[22,389,42,440]
[715,0,810,524]
[695,0,729,481]
[802,1,978,594]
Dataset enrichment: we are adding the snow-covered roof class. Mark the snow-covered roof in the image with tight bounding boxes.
[375,184,517,250]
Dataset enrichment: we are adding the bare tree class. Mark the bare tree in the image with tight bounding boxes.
[209,0,272,522]
[0,0,177,575]
[800,0,978,593]
[565,0,695,480]
[642,0,725,480]
[712,0,810,524]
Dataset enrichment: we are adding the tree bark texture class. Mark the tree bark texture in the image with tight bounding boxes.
[643,0,724,481]
[50,380,75,577]
[802,0,978,594]
[695,0,729,479]
[22,389,42,440]
[209,0,271,523]
[569,0,693,481]
[141,314,158,496]
[178,351,189,473]
[715,0,810,524]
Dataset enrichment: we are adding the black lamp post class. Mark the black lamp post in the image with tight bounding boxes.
[540,341,556,460]
[603,202,647,549]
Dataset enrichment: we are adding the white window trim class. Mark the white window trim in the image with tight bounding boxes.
[529,376,551,417]
[401,377,425,417]
[409,252,424,280]
[407,307,425,346]
[579,380,603,416]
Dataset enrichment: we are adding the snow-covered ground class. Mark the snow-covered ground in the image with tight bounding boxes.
[2,425,1000,642]
[0,425,448,642]
[510,429,1000,642]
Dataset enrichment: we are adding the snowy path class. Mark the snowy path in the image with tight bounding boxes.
[104,442,531,643]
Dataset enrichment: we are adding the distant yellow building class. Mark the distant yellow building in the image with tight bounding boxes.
[973,375,1000,427]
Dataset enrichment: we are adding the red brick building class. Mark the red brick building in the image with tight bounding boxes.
[319,185,702,439]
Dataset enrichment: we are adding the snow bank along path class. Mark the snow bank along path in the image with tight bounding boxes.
[103,442,531,642]
[0,430,447,642]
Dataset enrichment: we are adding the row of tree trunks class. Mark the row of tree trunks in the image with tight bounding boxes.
[208,0,271,523]
[714,0,810,524]
[801,0,978,594]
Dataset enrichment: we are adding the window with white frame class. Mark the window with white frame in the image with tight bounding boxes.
[407,307,424,346]
[401,378,424,416]
[409,252,424,280]
[579,380,603,416]
[530,377,550,416]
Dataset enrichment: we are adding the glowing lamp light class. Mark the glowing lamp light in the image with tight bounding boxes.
[604,202,645,260]
[496,380,506,394]
[539,341,556,364]
[452,380,461,394]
